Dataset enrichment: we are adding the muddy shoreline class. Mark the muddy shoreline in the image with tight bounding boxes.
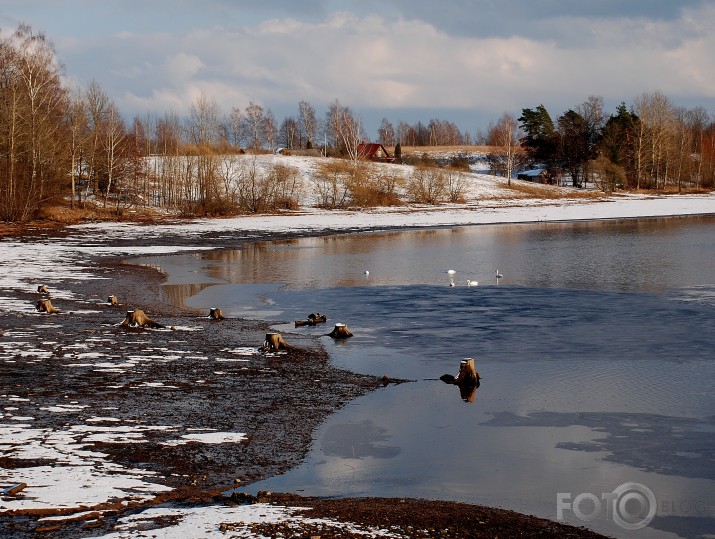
[0,224,610,538]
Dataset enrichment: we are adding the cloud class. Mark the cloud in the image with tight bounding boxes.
[163,52,205,83]
[5,0,714,133]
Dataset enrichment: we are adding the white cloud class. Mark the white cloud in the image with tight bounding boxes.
[7,1,714,129]
[163,52,204,82]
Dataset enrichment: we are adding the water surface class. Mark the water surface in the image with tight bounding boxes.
[137,216,715,539]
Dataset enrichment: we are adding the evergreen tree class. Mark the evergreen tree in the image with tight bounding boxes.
[557,109,590,187]
[518,105,558,166]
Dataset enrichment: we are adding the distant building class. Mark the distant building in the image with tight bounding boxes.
[516,168,548,183]
[356,142,395,162]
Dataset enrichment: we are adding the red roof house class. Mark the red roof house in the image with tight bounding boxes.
[356,142,394,162]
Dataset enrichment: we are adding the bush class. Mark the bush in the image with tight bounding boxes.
[406,166,447,204]
[312,160,350,208]
[591,156,626,193]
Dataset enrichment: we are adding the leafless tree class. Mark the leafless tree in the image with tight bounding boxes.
[227,106,244,149]
[243,101,266,150]
[487,112,523,185]
[65,87,88,208]
[279,116,299,149]
[576,95,606,185]
[298,100,317,148]
[378,118,395,147]
[84,79,111,200]
[263,108,278,151]
[102,103,125,206]
[187,92,221,209]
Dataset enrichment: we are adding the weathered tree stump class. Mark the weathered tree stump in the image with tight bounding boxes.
[327,323,353,339]
[441,358,480,403]
[263,332,289,352]
[108,295,119,306]
[209,307,224,320]
[295,312,327,327]
[455,358,480,386]
[36,298,59,313]
[37,284,49,295]
[121,309,164,329]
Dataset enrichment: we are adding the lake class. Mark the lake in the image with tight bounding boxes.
[137,216,715,539]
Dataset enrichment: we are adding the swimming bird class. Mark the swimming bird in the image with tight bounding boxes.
[467,280,478,286]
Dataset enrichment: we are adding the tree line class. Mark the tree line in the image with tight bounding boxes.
[2,24,714,221]
[486,95,715,192]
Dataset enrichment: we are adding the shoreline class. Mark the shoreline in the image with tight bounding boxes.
[3,196,715,537]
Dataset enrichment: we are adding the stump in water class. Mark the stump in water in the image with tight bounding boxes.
[36,298,59,314]
[263,332,289,352]
[295,312,327,327]
[209,307,224,320]
[37,285,49,295]
[441,358,480,403]
[108,295,119,306]
[455,358,480,386]
[121,309,164,329]
[327,323,353,339]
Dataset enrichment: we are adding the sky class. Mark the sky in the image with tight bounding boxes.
[2,0,715,139]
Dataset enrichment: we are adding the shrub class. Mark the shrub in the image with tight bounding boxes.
[406,166,447,204]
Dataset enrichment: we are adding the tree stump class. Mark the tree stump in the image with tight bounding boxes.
[121,309,164,328]
[309,312,327,324]
[209,307,224,320]
[327,323,353,339]
[263,332,289,352]
[36,298,59,313]
[37,284,49,295]
[455,358,479,386]
[295,312,327,327]
[441,358,480,403]
[108,295,119,306]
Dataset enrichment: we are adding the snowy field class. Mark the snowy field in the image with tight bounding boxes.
[1,164,715,537]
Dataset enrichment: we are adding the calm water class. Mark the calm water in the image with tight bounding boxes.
[138,216,715,539]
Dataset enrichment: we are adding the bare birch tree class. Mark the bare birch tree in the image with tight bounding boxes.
[102,103,125,207]
[487,112,522,185]
[298,100,317,148]
[188,92,221,210]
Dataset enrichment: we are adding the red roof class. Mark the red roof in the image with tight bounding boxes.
[356,143,394,161]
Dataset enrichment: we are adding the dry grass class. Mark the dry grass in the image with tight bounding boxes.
[498,181,608,200]
[33,203,171,224]
[391,145,491,156]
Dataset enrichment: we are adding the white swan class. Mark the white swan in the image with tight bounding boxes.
[467,280,478,286]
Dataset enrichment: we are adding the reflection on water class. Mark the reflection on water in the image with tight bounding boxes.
[142,216,715,310]
[321,421,401,459]
[135,216,715,539]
